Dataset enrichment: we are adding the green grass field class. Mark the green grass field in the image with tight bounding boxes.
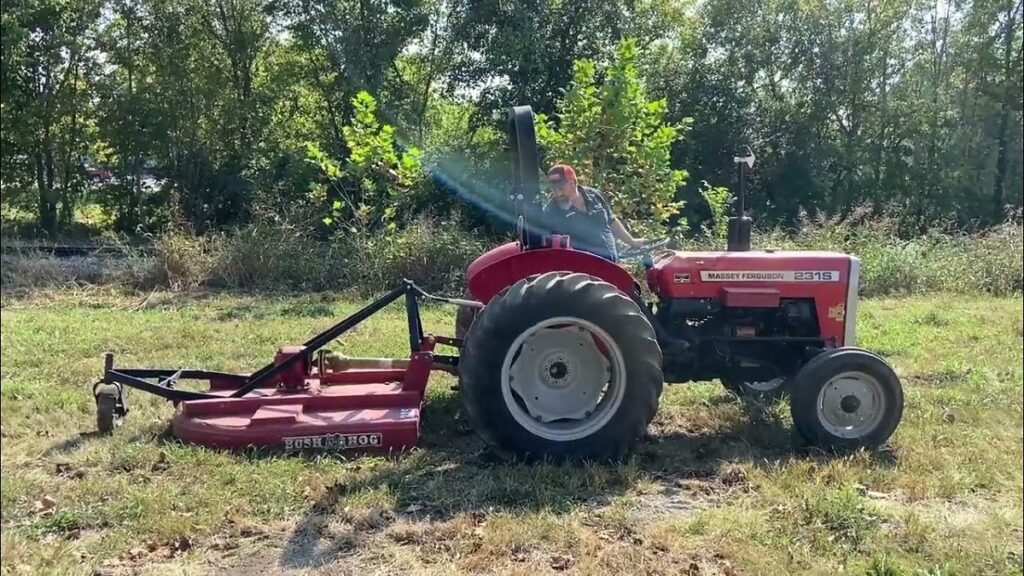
[1,289,1022,575]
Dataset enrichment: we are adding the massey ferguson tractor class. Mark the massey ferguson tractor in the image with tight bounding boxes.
[92,105,904,462]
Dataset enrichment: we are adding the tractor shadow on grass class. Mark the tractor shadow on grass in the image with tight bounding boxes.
[278,389,900,570]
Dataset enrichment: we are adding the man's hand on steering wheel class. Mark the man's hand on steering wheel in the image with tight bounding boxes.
[618,237,671,260]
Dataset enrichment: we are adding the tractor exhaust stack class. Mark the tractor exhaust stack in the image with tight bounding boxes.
[728,146,755,252]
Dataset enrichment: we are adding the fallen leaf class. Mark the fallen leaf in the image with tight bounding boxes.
[550,553,574,571]
[33,496,57,516]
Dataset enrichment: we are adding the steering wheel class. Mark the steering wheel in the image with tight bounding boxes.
[618,237,672,261]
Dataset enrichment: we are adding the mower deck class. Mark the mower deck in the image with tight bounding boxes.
[172,353,436,451]
[94,281,472,453]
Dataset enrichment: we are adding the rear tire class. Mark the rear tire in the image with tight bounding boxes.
[789,348,903,451]
[458,272,663,462]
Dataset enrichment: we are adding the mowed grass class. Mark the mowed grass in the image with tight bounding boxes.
[1,289,1021,575]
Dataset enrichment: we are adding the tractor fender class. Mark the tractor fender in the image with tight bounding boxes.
[466,245,637,304]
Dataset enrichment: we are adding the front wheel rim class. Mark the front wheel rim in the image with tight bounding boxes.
[500,317,627,441]
[816,370,886,438]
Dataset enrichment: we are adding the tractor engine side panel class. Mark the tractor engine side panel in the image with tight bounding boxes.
[646,251,858,346]
[466,245,637,304]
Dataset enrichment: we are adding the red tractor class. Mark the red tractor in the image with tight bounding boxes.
[92,105,903,463]
[451,106,903,461]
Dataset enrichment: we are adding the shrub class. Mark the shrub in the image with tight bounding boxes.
[535,38,692,239]
[2,208,1020,298]
[209,219,340,291]
[141,214,492,295]
[341,215,493,295]
[149,228,222,290]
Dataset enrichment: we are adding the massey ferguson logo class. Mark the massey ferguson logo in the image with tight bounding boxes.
[283,433,382,451]
[699,270,841,282]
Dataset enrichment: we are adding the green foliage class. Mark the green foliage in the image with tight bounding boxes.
[340,215,490,295]
[699,181,733,240]
[0,0,1021,236]
[536,38,692,238]
[1,0,104,234]
[309,91,424,233]
[695,206,1024,297]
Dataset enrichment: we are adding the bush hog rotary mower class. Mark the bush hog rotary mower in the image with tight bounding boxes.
[92,106,904,462]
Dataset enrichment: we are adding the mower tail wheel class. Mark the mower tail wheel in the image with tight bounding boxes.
[94,383,125,435]
[458,272,663,462]
[789,347,904,452]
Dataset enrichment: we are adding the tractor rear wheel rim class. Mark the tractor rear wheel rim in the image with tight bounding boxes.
[501,317,627,441]
[816,370,886,438]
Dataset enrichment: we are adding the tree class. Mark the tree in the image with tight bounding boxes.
[1,0,102,234]
[536,38,692,238]
[308,91,424,232]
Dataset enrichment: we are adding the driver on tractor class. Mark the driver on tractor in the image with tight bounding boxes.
[542,164,646,263]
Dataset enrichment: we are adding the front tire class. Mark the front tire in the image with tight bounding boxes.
[790,348,904,451]
[458,272,663,462]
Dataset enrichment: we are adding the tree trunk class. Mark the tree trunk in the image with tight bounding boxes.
[60,60,82,230]
[124,8,140,230]
[35,150,57,235]
[992,0,1022,222]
